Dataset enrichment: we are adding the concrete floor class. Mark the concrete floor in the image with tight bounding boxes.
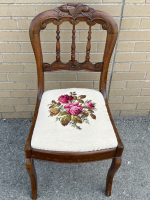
[0,116,150,200]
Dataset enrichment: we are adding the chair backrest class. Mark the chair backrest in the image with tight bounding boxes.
[29,3,118,100]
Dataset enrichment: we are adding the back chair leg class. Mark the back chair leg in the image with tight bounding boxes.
[106,156,122,196]
[26,158,37,200]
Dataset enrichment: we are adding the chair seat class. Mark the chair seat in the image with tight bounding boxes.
[31,88,118,152]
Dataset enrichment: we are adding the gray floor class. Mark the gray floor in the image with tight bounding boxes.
[0,117,150,200]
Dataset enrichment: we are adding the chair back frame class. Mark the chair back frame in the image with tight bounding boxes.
[29,3,118,101]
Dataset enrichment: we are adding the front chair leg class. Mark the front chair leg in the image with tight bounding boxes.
[26,158,37,200]
[106,156,122,196]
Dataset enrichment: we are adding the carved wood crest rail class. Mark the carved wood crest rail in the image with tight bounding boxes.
[54,3,95,18]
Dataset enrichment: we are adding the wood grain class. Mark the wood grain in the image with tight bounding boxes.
[106,156,122,196]
[26,158,37,200]
[43,60,103,72]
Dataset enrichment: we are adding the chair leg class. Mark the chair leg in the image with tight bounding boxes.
[106,156,122,197]
[26,158,37,200]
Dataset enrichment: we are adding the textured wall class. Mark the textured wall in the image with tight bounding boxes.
[0,0,150,118]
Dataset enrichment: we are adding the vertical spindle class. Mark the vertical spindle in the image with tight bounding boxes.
[56,25,60,62]
[71,24,76,61]
[86,25,91,62]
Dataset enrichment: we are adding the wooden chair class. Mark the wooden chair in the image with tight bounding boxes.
[24,3,124,199]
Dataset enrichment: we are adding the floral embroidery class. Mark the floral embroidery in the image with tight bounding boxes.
[48,92,96,130]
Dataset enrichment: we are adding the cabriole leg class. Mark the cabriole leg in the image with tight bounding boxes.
[26,158,37,199]
[106,156,122,196]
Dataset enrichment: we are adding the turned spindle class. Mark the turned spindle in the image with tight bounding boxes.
[86,25,91,62]
[71,24,76,61]
[56,25,60,62]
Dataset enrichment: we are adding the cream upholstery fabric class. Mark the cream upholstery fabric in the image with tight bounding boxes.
[31,88,118,152]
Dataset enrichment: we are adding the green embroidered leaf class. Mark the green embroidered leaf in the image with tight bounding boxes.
[77,99,84,103]
[90,114,96,119]
[71,115,82,124]
[55,117,61,122]
[60,114,71,126]
[75,124,82,130]
[49,104,58,109]
[57,102,61,106]
[73,96,77,100]
[83,118,90,124]
[81,111,89,117]
[85,119,89,124]
[85,99,92,103]
[78,95,86,99]
[49,105,54,109]
[71,123,82,130]
[88,109,94,113]
[58,110,67,116]
[83,106,88,109]
[52,100,56,104]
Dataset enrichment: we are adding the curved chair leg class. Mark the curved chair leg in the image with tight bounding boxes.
[26,158,37,200]
[106,156,121,197]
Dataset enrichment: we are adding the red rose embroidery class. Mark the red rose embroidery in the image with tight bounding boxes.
[85,102,95,109]
[58,95,73,104]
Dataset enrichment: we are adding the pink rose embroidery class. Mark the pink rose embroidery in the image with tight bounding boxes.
[66,105,83,116]
[49,91,96,130]
[85,102,95,109]
[58,95,73,104]
[64,102,79,108]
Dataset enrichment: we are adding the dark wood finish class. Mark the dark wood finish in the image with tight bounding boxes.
[31,148,116,163]
[71,23,76,61]
[86,25,91,62]
[106,156,122,196]
[53,19,63,62]
[56,25,60,61]
[43,60,103,72]
[85,20,96,62]
[26,158,37,199]
[25,3,124,199]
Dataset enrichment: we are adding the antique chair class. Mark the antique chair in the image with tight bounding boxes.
[24,3,124,199]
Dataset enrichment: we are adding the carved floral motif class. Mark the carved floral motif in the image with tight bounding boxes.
[54,3,95,19]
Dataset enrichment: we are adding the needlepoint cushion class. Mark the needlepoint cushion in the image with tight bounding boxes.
[31,88,118,152]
